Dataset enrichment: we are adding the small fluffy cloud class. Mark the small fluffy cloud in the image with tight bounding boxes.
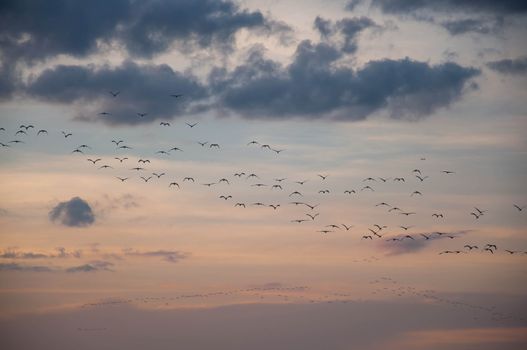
[65,260,114,273]
[486,57,527,75]
[123,249,189,263]
[49,197,95,227]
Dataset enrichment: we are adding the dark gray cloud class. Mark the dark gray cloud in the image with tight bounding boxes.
[440,18,498,36]
[65,260,114,273]
[27,61,207,125]
[369,0,527,15]
[49,197,95,227]
[123,249,189,263]
[487,57,527,75]
[0,247,82,259]
[314,17,377,53]
[210,40,480,120]
[365,0,526,37]
[378,231,469,255]
[0,262,54,272]
[0,0,270,62]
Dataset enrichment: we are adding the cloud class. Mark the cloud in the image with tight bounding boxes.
[0,247,82,259]
[369,0,527,15]
[378,231,469,255]
[440,18,498,36]
[49,197,95,227]
[486,57,527,75]
[0,0,271,62]
[210,41,480,120]
[27,61,207,125]
[0,262,55,272]
[314,16,378,53]
[123,249,189,263]
[65,260,114,273]
[367,0,526,36]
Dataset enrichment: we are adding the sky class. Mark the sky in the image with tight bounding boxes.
[0,1,527,349]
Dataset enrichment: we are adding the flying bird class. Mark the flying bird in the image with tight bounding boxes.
[513,204,526,212]
[37,129,48,135]
[152,173,165,178]
[109,90,120,97]
[186,122,198,128]
[115,157,128,162]
[87,158,102,164]
[62,131,72,138]
[344,190,356,194]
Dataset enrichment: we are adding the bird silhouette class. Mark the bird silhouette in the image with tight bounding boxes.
[109,90,120,97]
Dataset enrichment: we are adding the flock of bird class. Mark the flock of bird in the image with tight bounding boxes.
[1,91,526,258]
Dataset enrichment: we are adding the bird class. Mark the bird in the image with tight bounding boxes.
[71,149,84,154]
[261,144,271,150]
[37,129,48,135]
[219,195,232,200]
[378,177,390,182]
[411,191,422,196]
[415,175,428,182]
[115,157,128,162]
[271,185,283,190]
[268,204,280,210]
[272,148,284,154]
[484,248,494,254]
[118,145,132,149]
[362,235,373,240]
[160,122,170,126]
[109,90,120,97]
[209,143,220,148]
[247,141,259,146]
[303,203,319,210]
[327,224,341,229]
[318,174,328,180]
[421,234,430,240]
[363,177,376,182]
[342,224,353,231]
[412,169,422,175]
[291,219,309,223]
[234,203,246,208]
[87,158,102,164]
[513,204,526,212]
[318,230,333,234]
[464,245,478,250]
[474,207,486,215]
[318,190,330,194]
[183,177,195,182]
[170,94,183,98]
[274,178,287,182]
[152,173,165,178]
[295,180,308,185]
[169,182,180,188]
[62,131,72,138]
[156,150,169,155]
[218,178,230,184]
[399,226,412,230]
[361,186,374,192]
[15,130,27,135]
[138,159,150,163]
[202,183,216,187]
[505,250,518,255]
[388,207,402,212]
[375,202,390,207]
[344,190,356,194]
[373,224,386,231]
[252,183,267,187]
[432,213,444,218]
[470,212,481,219]
[140,176,152,182]
[169,147,183,152]
[289,191,302,197]
[400,212,416,216]
[197,141,208,147]
[112,140,124,146]
[441,170,455,174]
[186,122,198,128]
[131,167,145,171]
[393,177,405,182]
[99,165,112,169]
[116,177,129,182]
[99,112,111,116]
[306,213,319,220]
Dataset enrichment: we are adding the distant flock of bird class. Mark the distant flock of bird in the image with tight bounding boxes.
[1,91,526,258]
